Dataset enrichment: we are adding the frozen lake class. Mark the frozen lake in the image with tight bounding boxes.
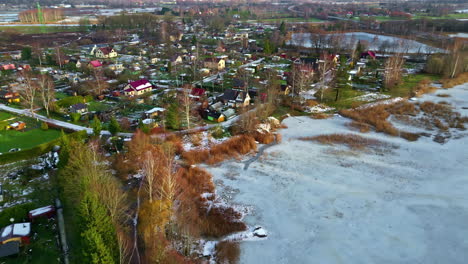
[207,83,468,263]
[289,32,445,54]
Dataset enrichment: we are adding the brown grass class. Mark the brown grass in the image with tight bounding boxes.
[275,133,282,143]
[411,78,438,97]
[176,167,247,238]
[347,121,371,133]
[300,134,388,150]
[165,134,184,155]
[252,131,276,144]
[399,131,421,141]
[339,105,399,136]
[310,113,331,119]
[387,101,419,116]
[441,72,468,89]
[216,241,240,264]
[182,135,257,165]
[436,93,451,98]
[305,99,319,107]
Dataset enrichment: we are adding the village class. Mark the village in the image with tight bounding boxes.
[0,1,467,263]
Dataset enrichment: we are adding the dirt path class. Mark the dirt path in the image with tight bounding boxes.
[243,139,277,170]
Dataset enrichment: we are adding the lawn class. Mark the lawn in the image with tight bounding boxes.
[87,101,113,112]
[0,111,13,121]
[321,87,367,110]
[412,13,468,20]
[385,73,440,98]
[55,91,68,100]
[0,127,62,153]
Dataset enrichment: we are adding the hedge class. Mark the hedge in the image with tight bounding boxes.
[0,130,87,165]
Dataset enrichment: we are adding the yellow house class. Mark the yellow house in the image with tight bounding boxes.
[123,79,153,97]
[95,47,118,58]
[204,58,225,71]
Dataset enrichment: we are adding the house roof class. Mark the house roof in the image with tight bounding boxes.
[191,88,206,97]
[232,78,246,88]
[89,60,102,68]
[128,79,152,91]
[99,47,114,55]
[221,89,239,101]
[71,103,87,110]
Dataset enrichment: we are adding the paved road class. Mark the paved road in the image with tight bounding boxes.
[0,104,132,137]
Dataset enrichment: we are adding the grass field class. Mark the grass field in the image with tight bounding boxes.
[0,128,62,153]
[0,111,13,121]
[385,73,440,98]
[321,87,367,110]
[0,25,83,34]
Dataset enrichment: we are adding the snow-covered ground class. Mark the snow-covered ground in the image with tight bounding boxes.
[206,83,468,263]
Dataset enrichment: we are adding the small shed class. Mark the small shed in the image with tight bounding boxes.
[28,205,56,222]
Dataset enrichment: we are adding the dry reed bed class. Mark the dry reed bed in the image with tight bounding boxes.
[300,133,390,150]
[339,101,421,141]
[441,72,468,89]
[177,167,247,237]
[182,134,257,165]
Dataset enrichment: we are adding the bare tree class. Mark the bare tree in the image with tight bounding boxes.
[384,53,405,89]
[318,53,336,102]
[38,74,55,117]
[17,71,38,118]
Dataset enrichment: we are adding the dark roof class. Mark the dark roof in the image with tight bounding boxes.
[232,78,246,88]
[191,88,206,97]
[71,103,87,110]
[221,89,239,101]
[0,241,19,258]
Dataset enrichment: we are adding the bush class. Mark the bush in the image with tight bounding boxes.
[441,72,468,89]
[41,122,49,130]
[0,203,36,227]
[70,113,81,123]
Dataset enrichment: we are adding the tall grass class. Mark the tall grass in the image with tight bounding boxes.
[182,135,257,165]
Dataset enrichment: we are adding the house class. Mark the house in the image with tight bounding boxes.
[232,78,246,90]
[0,90,20,103]
[169,55,183,66]
[150,58,159,64]
[1,64,15,71]
[93,46,118,58]
[123,79,153,96]
[222,108,236,120]
[144,107,166,118]
[219,89,251,107]
[0,223,31,258]
[69,103,88,114]
[204,58,225,71]
[204,109,225,123]
[88,60,103,68]
[7,121,26,131]
[191,88,206,100]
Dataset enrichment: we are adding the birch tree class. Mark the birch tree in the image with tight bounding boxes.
[18,71,38,118]
[38,74,55,117]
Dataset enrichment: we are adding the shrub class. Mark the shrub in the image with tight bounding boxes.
[0,203,36,226]
[252,132,275,144]
[41,122,49,130]
[70,113,81,123]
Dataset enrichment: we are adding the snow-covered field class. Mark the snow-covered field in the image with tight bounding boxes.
[206,83,468,263]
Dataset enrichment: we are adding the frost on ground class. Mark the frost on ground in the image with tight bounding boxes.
[206,83,468,264]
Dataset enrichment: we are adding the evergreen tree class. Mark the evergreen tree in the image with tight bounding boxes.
[108,116,121,136]
[79,192,118,263]
[21,46,32,60]
[191,35,197,45]
[92,115,102,136]
[165,103,180,130]
[279,21,286,34]
[263,39,273,55]
[334,57,352,101]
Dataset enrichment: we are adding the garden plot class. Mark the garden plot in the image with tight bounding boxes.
[206,82,468,264]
